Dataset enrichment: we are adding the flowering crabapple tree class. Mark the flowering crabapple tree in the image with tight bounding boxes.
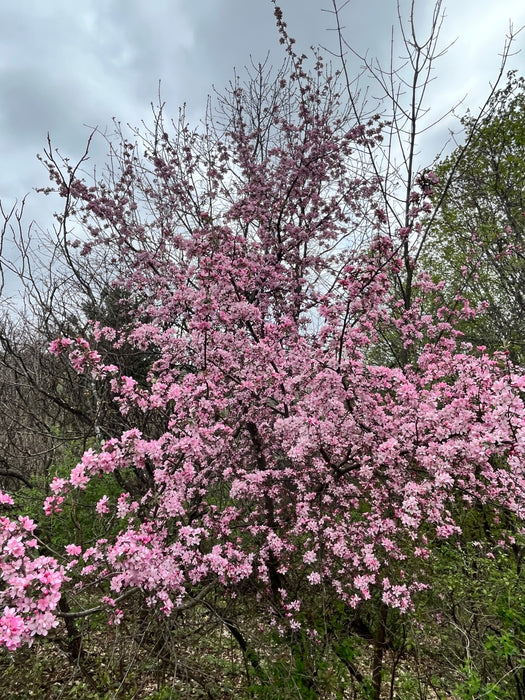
[1,3,525,695]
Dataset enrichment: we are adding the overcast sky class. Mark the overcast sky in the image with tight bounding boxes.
[0,0,524,283]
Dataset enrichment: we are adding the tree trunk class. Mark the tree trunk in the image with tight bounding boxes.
[371,602,388,700]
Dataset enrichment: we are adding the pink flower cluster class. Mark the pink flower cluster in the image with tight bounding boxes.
[0,495,67,649]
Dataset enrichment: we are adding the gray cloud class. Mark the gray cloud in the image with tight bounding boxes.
[0,0,523,225]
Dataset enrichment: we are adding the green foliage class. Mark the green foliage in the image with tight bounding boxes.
[406,521,525,699]
[15,438,124,552]
[426,72,525,360]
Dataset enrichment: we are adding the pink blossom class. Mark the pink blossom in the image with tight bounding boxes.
[0,490,14,506]
[49,477,67,494]
[4,538,25,558]
[96,496,110,515]
[43,496,64,516]
[69,464,89,489]
[0,608,26,651]
[65,544,82,557]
